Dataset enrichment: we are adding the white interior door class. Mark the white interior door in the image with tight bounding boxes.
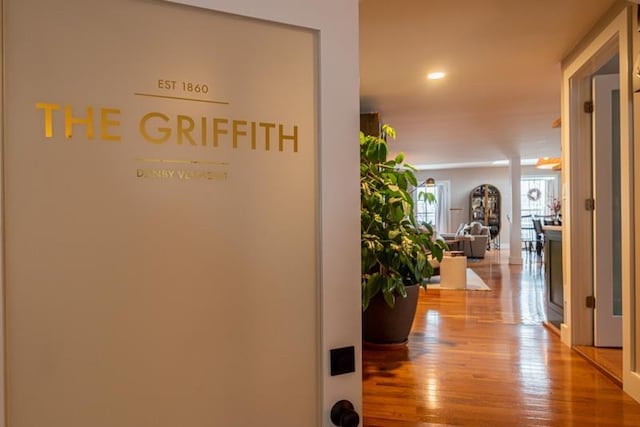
[1,1,363,426]
[592,73,623,348]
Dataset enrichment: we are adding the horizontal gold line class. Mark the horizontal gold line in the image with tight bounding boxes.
[133,92,229,105]
[135,157,230,166]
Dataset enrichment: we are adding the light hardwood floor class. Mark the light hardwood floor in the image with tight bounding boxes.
[363,249,640,426]
[574,346,623,387]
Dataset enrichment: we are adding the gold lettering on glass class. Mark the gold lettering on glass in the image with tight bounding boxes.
[176,115,196,145]
[279,125,298,153]
[64,106,94,139]
[140,112,171,144]
[100,108,121,141]
[36,102,61,138]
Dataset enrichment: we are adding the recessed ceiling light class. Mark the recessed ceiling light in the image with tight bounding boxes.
[426,71,446,80]
[491,158,538,166]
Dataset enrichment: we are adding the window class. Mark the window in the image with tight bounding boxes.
[415,185,436,226]
[521,176,558,241]
[414,182,449,233]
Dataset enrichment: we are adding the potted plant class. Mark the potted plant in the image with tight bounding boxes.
[548,198,562,225]
[361,125,446,345]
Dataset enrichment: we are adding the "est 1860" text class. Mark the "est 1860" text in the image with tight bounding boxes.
[157,79,209,94]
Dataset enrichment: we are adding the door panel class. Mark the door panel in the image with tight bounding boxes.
[592,74,622,348]
[4,0,320,425]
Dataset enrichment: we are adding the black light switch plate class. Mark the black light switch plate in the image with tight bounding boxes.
[330,346,355,376]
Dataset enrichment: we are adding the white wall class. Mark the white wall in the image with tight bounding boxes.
[417,166,561,247]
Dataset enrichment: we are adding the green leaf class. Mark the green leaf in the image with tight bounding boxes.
[383,289,395,307]
[366,274,382,295]
[432,244,443,260]
[381,124,396,139]
[396,281,407,299]
[401,200,411,216]
[416,251,426,272]
[388,197,402,204]
[406,172,418,187]
[397,174,407,191]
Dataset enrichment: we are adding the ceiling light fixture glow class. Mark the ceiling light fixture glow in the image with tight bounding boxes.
[536,157,561,169]
[491,158,538,166]
[427,71,446,80]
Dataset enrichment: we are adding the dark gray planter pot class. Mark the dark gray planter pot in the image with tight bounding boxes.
[362,284,420,345]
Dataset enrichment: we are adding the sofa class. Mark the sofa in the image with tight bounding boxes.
[441,221,490,259]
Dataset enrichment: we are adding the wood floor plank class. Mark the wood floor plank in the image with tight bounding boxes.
[363,250,640,426]
[574,345,623,387]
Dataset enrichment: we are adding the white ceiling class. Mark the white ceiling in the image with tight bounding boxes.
[359,0,620,169]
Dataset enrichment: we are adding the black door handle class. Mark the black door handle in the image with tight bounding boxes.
[330,400,360,427]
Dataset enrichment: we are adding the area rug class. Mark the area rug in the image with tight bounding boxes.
[426,268,491,291]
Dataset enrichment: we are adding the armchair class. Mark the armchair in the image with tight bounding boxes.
[442,221,490,258]
[460,234,489,258]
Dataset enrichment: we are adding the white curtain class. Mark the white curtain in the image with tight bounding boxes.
[435,183,448,234]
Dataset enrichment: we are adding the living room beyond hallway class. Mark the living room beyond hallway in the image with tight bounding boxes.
[363,249,640,426]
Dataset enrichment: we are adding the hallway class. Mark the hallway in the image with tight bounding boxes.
[362,250,640,426]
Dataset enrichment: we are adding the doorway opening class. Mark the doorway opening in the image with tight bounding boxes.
[563,6,638,399]
[574,60,623,385]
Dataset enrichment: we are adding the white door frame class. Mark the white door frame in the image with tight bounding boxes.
[562,4,640,401]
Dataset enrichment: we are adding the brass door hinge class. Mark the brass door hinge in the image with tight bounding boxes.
[585,198,595,211]
[584,101,594,113]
